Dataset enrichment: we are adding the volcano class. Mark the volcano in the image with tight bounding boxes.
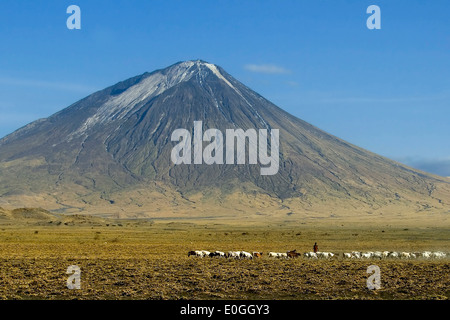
[0,60,449,222]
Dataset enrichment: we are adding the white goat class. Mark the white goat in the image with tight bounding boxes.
[240,251,253,259]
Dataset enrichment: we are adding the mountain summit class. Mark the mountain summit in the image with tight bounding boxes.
[0,60,449,221]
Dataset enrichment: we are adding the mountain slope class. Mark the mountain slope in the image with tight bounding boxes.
[0,60,449,222]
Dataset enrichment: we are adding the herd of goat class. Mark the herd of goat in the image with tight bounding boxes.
[188,249,448,260]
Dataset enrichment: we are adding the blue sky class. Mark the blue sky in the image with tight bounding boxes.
[0,0,449,176]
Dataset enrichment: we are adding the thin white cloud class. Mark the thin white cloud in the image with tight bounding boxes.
[286,81,299,87]
[0,76,97,93]
[316,97,442,104]
[312,92,449,104]
[244,64,291,75]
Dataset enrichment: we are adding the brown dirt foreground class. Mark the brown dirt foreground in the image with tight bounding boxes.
[0,223,448,300]
[0,257,448,300]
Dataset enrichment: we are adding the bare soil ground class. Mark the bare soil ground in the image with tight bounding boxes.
[0,222,448,300]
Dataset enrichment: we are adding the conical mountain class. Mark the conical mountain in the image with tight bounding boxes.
[0,60,449,221]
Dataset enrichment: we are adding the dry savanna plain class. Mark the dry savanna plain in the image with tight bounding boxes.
[0,208,448,300]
